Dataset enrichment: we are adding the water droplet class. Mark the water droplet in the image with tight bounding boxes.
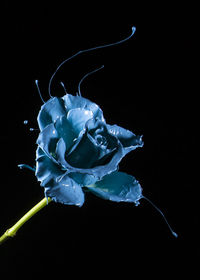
[62,184,69,187]
[135,200,140,207]
[24,120,28,125]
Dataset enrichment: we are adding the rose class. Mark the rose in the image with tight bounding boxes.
[35,93,143,206]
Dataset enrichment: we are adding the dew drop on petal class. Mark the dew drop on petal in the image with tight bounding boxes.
[24,120,28,125]
[62,183,69,187]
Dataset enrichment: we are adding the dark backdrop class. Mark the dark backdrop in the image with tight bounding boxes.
[1,2,198,277]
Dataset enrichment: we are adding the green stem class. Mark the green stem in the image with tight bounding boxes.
[0,197,51,244]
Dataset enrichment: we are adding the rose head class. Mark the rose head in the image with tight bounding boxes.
[35,93,143,206]
[13,26,177,239]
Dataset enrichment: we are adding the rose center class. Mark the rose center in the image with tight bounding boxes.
[95,135,108,148]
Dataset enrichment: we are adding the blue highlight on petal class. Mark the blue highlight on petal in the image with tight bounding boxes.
[67,108,93,136]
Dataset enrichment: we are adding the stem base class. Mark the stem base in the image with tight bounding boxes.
[0,197,51,245]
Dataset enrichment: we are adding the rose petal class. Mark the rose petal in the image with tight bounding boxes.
[63,94,105,121]
[45,174,84,206]
[107,124,144,154]
[67,108,93,136]
[36,123,59,157]
[86,171,142,204]
[78,139,123,181]
[54,115,77,151]
[37,97,66,131]
[67,132,99,169]
[55,138,68,168]
[69,172,96,186]
[35,147,63,184]
[54,137,104,186]
[35,147,84,206]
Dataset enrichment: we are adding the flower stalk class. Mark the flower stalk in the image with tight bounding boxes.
[0,197,51,244]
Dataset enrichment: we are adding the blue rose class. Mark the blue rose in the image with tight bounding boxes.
[35,93,143,206]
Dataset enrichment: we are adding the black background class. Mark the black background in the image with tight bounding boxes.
[1,1,198,277]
